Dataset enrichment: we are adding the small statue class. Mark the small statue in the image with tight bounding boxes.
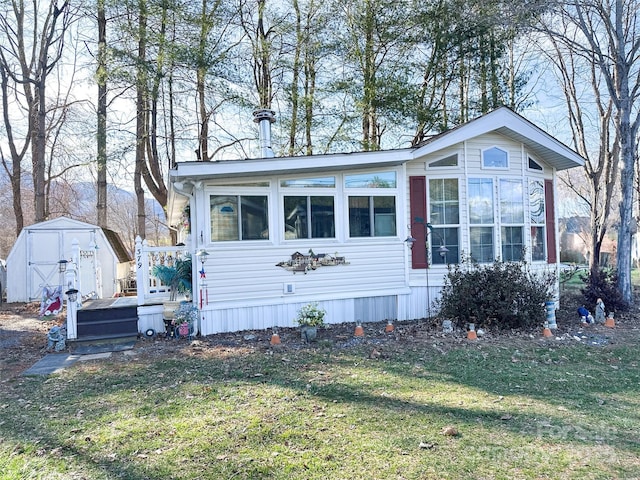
[595,298,606,324]
[46,325,66,352]
[577,305,594,325]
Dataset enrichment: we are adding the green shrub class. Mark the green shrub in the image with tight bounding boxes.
[580,268,627,312]
[436,257,555,330]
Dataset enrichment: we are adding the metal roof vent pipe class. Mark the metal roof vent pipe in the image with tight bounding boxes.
[253,108,276,158]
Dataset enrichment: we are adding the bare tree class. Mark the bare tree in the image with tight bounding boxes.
[541,0,640,305]
[0,0,72,224]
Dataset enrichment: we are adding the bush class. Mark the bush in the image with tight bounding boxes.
[580,268,627,313]
[436,257,555,331]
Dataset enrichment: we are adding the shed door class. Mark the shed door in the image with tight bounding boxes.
[27,230,65,301]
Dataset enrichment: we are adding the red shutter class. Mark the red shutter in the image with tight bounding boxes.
[409,176,427,268]
[545,179,557,264]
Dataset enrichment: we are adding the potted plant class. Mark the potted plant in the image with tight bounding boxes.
[152,255,192,323]
[295,302,325,342]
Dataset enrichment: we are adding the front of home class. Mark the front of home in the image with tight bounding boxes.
[136,107,584,336]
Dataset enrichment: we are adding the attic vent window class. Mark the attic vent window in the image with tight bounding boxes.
[428,154,458,168]
[482,147,508,168]
[528,157,543,171]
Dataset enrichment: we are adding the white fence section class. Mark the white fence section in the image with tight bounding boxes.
[135,236,189,306]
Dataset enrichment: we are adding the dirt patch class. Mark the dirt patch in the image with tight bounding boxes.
[2,298,640,381]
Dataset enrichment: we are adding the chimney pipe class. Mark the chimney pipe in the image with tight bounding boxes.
[253,108,276,158]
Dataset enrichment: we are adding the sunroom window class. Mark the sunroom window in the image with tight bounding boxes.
[348,196,396,237]
[429,178,459,264]
[284,196,335,239]
[210,195,269,241]
[468,178,494,263]
[500,179,524,261]
[529,179,546,261]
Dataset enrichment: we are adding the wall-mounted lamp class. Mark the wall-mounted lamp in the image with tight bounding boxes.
[58,259,69,273]
[196,249,210,266]
[438,244,449,259]
[65,288,79,302]
[404,236,416,250]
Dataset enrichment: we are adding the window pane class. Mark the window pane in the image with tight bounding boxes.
[373,196,396,236]
[429,179,459,225]
[345,172,396,188]
[483,147,508,168]
[241,196,268,240]
[310,196,335,238]
[429,154,458,167]
[500,179,524,223]
[531,226,545,261]
[470,226,494,263]
[281,177,335,188]
[529,180,545,224]
[528,157,543,171]
[210,195,269,241]
[211,196,239,241]
[431,227,458,264]
[502,226,523,261]
[349,196,370,237]
[468,178,494,224]
[284,196,308,239]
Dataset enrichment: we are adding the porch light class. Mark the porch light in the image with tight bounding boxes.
[438,244,449,259]
[65,288,79,302]
[58,259,68,273]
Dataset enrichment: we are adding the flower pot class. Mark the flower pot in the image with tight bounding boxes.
[178,322,190,338]
[301,325,317,342]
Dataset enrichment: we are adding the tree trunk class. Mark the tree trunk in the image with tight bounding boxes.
[97,0,108,228]
[135,0,148,239]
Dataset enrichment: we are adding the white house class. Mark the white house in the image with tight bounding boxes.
[7,217,131,303]
[137,107,584,335]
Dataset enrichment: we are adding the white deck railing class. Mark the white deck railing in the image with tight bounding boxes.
[135,236,189,306]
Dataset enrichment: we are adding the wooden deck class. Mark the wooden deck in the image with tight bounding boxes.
[82,297,138,310]
[75,297,139,342]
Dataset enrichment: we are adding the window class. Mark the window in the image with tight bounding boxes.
[502,226,524,261]
[529,180,546,261]
[345,172,396,188]
[483,147,508,168]
[499,179,524,223]
[210,195,268,241]
[284,196,335,239]
[429,179,459,263]
[468,178,494,263]
[428,154,458,168]
[500,179,524,261]
[281,177,335,188]
[349,196,396,237]
[470,227,495,263]
[528,157,543,171]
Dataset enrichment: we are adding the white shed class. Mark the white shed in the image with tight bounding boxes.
[6,217,131,303]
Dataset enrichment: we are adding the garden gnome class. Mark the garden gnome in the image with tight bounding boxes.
[595,298,606,324]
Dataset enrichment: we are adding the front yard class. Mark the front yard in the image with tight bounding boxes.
[1,297,640,479]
